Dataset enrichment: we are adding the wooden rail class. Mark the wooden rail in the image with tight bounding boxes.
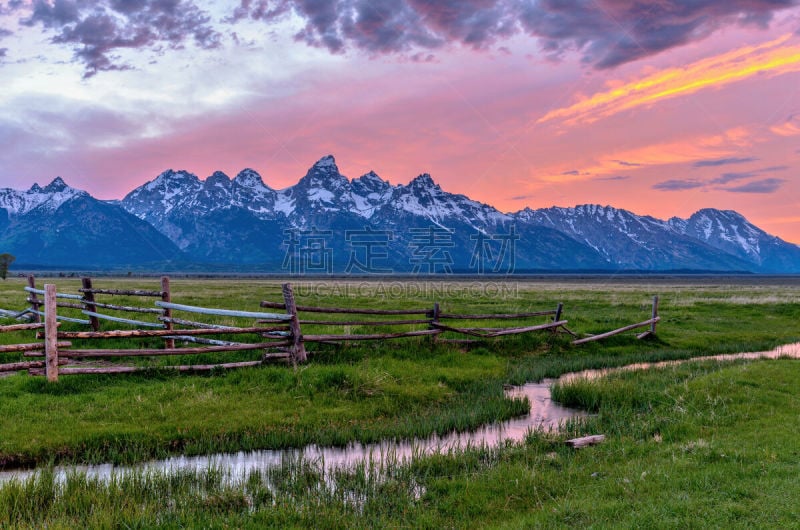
[81,310,167,328]
[79,288,165,297]
[572,296,660,345]
[50,343,290,358]
[260,300,431,316]
[48,326,287,339]
[0,322,47,333]
[156,301,291,321]
[0,341,71,353]
[437,310,558,320]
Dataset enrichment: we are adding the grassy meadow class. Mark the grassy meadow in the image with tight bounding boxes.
[1,275,799,527]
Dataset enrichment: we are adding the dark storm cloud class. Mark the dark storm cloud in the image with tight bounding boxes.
[693,156,759,167]
[724,178,785,193]
[231,0,798,67]
[15,0,220,77]
[652,179,705,191]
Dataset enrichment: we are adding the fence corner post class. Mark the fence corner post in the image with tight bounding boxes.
[161,276,174,349]
[282,283,306,365]
[44,283,59,382]
[650,295,659,334]
[81,277,100,331]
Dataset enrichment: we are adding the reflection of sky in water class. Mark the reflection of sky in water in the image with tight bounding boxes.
[0,381,583,484]
[2,342,798,485]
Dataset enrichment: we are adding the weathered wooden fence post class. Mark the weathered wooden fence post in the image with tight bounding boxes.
[650,295,659,334]
[554,303,563,323]
[81,277,100,331]
[282,283,307,365]
[44,284,59,382]
[161,276,174,349]
[430,302,440,346]
[27,275,41,323]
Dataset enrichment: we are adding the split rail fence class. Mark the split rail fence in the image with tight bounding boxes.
[0,276,660,382]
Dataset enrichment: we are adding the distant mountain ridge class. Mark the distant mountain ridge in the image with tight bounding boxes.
[1,155,799,272]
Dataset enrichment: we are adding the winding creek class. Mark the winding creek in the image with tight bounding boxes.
[1,342,798,485]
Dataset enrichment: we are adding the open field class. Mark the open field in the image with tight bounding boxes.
[1,276,799,527]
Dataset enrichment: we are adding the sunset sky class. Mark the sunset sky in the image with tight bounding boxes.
[1,1,799,242]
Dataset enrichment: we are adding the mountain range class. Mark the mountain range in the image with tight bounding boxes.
[1,155,798,273]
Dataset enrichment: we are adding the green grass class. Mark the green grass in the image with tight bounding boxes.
[2,360,798,528]
[0,276,799,526]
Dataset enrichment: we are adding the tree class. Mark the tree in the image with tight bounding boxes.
[0,253,15,280]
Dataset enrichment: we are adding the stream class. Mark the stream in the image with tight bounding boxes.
[1,342,798,484]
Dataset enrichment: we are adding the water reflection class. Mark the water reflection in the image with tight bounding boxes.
[0,380,583,484]
[2,342,798,484]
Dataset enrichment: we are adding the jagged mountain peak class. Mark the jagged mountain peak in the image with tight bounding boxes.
[355,170,385,183]
[352,170,392,193]
[143,169,201,190]
[7,154,798,272]
[234,168,268,189]
[42,176,71,193]
[205,171,231,187]
[691,208,748,224]
[314,154,337,168]
[298,154,347,187]
[0,176,87,216]
[408,173,439,190]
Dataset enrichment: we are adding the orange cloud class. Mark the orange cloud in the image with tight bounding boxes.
[538,35,800,126]
[538,128,750,183]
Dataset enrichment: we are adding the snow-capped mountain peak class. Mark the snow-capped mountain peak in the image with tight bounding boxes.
[2,155,799,272]
[314,154,337,169]
[205,171,231,187]
[42,176,71,193]
[233,168,268,189]
[0,177,86,216]
[408,173,439,191]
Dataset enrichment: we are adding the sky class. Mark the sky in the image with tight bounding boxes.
[0,0,799,242]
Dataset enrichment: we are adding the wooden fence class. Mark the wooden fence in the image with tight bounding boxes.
[0,278,662,382]
[571,296,659,345]
[258,296,567,347]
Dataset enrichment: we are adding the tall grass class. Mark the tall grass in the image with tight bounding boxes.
[2,360,799,528]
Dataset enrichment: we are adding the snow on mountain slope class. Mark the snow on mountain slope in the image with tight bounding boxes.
[7,155,798,272]
[0,177,88,216]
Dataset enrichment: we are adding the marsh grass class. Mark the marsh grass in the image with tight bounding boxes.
[2,360,798,528]
[1,277,799,468]
[1,277,800,526]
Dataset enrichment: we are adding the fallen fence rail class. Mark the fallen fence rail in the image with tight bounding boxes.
[572,296,659,345]
[431,320,568,338]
